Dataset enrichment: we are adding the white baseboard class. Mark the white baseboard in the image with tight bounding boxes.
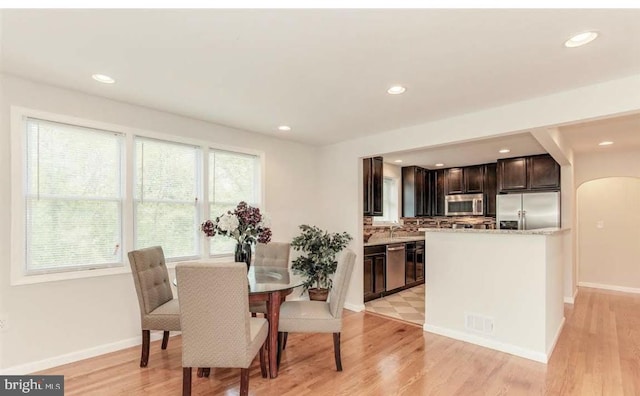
[578,282,640,294]
[0,331,175,375]
[564,288,579,304]
[423,324,548,364]
[344,302,365,312]
[546,317,566,359]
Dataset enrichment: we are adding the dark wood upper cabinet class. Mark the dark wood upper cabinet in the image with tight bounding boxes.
[484,163,497,217]
[363,157,383,216]
[402,166,430,217]
[498,157,528,191]
[432,169,446,216]
[529,154,561,190]
[498,154,560,193]
[445,168,464,194]
[464,165,484,193]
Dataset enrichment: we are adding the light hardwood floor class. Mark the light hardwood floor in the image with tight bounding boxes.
[38,287,640,395]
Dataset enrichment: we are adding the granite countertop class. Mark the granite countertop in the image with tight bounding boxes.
[418,227,569,236]
[364,235,425,246]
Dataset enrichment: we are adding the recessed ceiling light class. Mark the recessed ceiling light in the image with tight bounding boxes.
[564,31,598,48]
[435,163,444,167]
[277,125,291,131]
[92,74,115,84]
[598,141,614,146]
[499,149,511,154]
[387,85,406,95]
[394,160,403,163]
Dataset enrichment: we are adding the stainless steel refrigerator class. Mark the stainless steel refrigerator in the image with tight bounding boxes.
[497,192,560,230]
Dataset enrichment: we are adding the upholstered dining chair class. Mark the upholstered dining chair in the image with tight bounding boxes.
[277,249,356,371]
[176,262,268,396]
[249,242,291,315]
[127,246,181,367]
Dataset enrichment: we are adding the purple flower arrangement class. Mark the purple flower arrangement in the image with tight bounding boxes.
[201,201,272,245]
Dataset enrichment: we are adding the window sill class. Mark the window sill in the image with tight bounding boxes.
[11,265,130,286]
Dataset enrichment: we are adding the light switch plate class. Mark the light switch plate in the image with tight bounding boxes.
[596,220,605,229]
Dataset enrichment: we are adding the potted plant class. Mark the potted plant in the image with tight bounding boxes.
[290,225,353,301]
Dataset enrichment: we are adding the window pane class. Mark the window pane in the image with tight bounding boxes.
[134,137,200,259]
[135,202,198,259]
[209,150,259,255]
[25,118,123,273]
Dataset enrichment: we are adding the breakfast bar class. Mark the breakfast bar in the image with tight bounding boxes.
[419,227,568,363]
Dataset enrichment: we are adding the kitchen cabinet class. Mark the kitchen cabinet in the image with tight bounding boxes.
[484,163,497,217]
[446,166,484,195]
[498,154,560,193]
[364,245,386,302]
[405,241,425,287]
[432,169,446,216]
[445,168,464,194]
[402,166,431,217]
[363,156,383,216]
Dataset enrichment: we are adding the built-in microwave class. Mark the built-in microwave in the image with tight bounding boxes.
[445,193,484,216]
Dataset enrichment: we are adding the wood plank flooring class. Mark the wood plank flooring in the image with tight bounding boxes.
[37,287,640,395]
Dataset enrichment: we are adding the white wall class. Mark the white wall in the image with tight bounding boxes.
[577,177,640,292]
[0,75,321,371]
[318,74,640,312]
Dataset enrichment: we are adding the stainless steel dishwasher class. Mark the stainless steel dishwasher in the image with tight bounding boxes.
[386,243,406,291]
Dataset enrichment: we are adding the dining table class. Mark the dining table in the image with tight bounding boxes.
[174,263,305,379]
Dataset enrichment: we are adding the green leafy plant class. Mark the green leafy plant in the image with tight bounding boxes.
[290,225,353,292]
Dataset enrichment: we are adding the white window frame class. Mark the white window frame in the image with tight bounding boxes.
[373,176,401,225]
[10,106,265,285]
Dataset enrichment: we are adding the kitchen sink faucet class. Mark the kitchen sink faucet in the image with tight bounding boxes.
[389,224,402,238]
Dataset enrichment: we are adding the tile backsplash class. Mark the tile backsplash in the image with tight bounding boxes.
[363,216,496,241]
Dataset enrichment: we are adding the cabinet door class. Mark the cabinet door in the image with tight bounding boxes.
[405,249,416,284]
[446,168,464,194]
[423,170,432,216]
[498,157,528,192]
[363,158,372,215]
[415,248,425,281]
[484,163,497,217]
[373,255,386,293]
[415,167,425,216]
[363,255,374,298]
[528,154,560,190]
[371,157,384,216]
[402,166,417,218]
[433,169,446,216]
[464,165,484,193]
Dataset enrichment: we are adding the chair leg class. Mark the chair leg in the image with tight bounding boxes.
[140,330,150,367]
[333,332,342,372]
[161,331,170,350]
[182,367,192,396]
[240,368,250,396]
[283,332,288,350]
[259,341,268,378]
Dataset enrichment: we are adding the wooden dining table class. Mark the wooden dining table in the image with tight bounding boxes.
[175,264,305,379]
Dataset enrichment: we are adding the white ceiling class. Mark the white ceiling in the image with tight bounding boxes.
[558,113,640,153]
[2,9,640,146]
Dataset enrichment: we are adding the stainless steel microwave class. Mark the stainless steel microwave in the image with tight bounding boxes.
[445,193,484,216]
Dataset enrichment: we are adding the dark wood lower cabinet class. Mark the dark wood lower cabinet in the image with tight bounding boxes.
[364,246,386,302]
[405,241,425,288]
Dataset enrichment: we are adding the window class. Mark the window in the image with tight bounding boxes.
[377,177,399,223]
[134,137,201,261]
[24,118,124,274]
[208,149,260,255]
[13,109,264,284]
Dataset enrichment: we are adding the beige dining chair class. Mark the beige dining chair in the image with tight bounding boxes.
[250,242,291,315]
[176,262,268,396]
[127,246,181,367]
[277,249,356,371]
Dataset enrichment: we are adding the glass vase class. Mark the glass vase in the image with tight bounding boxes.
[234,242,252,270]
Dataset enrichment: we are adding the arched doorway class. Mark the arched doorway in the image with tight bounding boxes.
[577,177,640,292]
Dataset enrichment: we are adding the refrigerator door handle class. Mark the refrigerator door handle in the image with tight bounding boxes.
[517,210,522,230]
[521,210,527,230]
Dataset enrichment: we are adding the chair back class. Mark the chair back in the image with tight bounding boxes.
[328,249,356,319]
[254,242,290,267]
[176,262,251,368]
[128,246,174,317]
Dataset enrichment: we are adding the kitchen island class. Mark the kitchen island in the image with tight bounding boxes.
[419,227,568,363]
